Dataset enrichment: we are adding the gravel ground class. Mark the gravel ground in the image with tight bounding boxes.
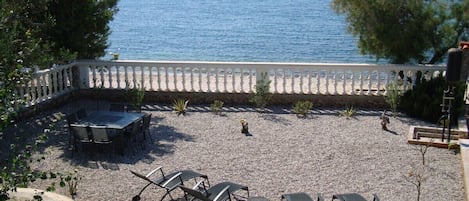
[10,100,464,201]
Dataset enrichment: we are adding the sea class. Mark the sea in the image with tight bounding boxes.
[104,0,380,63]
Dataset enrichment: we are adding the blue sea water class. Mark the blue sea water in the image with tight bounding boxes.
[105,0,378,63]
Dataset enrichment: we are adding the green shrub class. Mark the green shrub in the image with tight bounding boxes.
[385,82,401,117]
[210,100,224,115]
[172,99,189,116]
[339,105,356,119]
[250,72,272,111]
[399,75,465,123]
[292,101,313,118]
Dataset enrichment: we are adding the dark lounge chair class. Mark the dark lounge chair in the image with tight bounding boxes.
[179,181,249,201]
[281,192,324,201]
[130,166,209,201]
[332,193,379,201]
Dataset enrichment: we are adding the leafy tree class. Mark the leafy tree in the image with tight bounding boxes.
[0,0,117,198]
[49,0,119,59]
[332,0,469,64]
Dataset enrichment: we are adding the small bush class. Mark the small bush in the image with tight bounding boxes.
[399,76,465,123]
[210,100,224,115]
[292,100,313,118]
[385,82,401,117]
[339,105,356,119]
[172,99,189,116]
[250,72,272,111]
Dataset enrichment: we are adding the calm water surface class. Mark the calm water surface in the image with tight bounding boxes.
[106,0,378,63]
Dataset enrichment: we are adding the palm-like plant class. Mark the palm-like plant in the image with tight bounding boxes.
[173,99,189,116]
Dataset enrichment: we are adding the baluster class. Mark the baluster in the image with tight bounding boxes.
[367,71,372,95]
[58,69,64,92]
[273,69,278,93]
[249,69,253,93]
[215,67,219,92]
[108,66,113,88]
[123,66,129,89]
[358,71,364,95]
[63,67,69,89]
[291,69,295,94]
[157,66,161,91]
[41,74,48,99]
[132,65,137,89]
[198,68,203,92]
[207,68,211,93]
[141,66,145,88]
[149,66,154,91]
[190,68,194,92]
[342,70,346,95]
[307,70,312,94]
[173,67,178,91]
[182,67,186,92]
[223,68,228,92]
[31,76,38,103]
[350,71,354,95]
[47,71,53,97]
[333,70,338,95]
[164,67,169,91]
[233,68,237,93]
[316,71,320,94]
[282,70,286,93]
[377,70,383,95]
[239,68,246,93]
[325,69,330,95]
[300,69,304,94]
[51,69,57,95]
[116,66,121,89]
[98,66,104,88]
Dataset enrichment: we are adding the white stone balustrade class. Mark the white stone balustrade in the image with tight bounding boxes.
[78,60,445,95]
[18,60,446,107]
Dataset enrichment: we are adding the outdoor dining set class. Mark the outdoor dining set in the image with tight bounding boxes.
[130,166,381,201]
[66,103,152,156]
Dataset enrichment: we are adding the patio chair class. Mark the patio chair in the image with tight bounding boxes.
[125,119,144,153]
[90,126,124,155]
[179,181,249,201]
[281,192,324,201]
[69,125,92,157]
[66,113,79,147]
[130,166,209,201]
[332,193,379,201]
[141,113,153,143]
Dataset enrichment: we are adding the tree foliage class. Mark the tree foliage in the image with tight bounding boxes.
[332,0,469,64]
[0,0,118,198]
[50,0,119,59]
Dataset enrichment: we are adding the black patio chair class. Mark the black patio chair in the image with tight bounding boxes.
[332,193,379,201]
[281,192,324,201]
[179,181,249,201]
[130,166,209,201]
[69,125,92,157]
[141,113,153,143]
[90,126,123,155]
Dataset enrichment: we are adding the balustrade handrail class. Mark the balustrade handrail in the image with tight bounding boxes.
[17,60,446,108]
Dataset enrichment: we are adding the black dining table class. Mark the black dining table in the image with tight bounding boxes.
[73,111,145,130]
